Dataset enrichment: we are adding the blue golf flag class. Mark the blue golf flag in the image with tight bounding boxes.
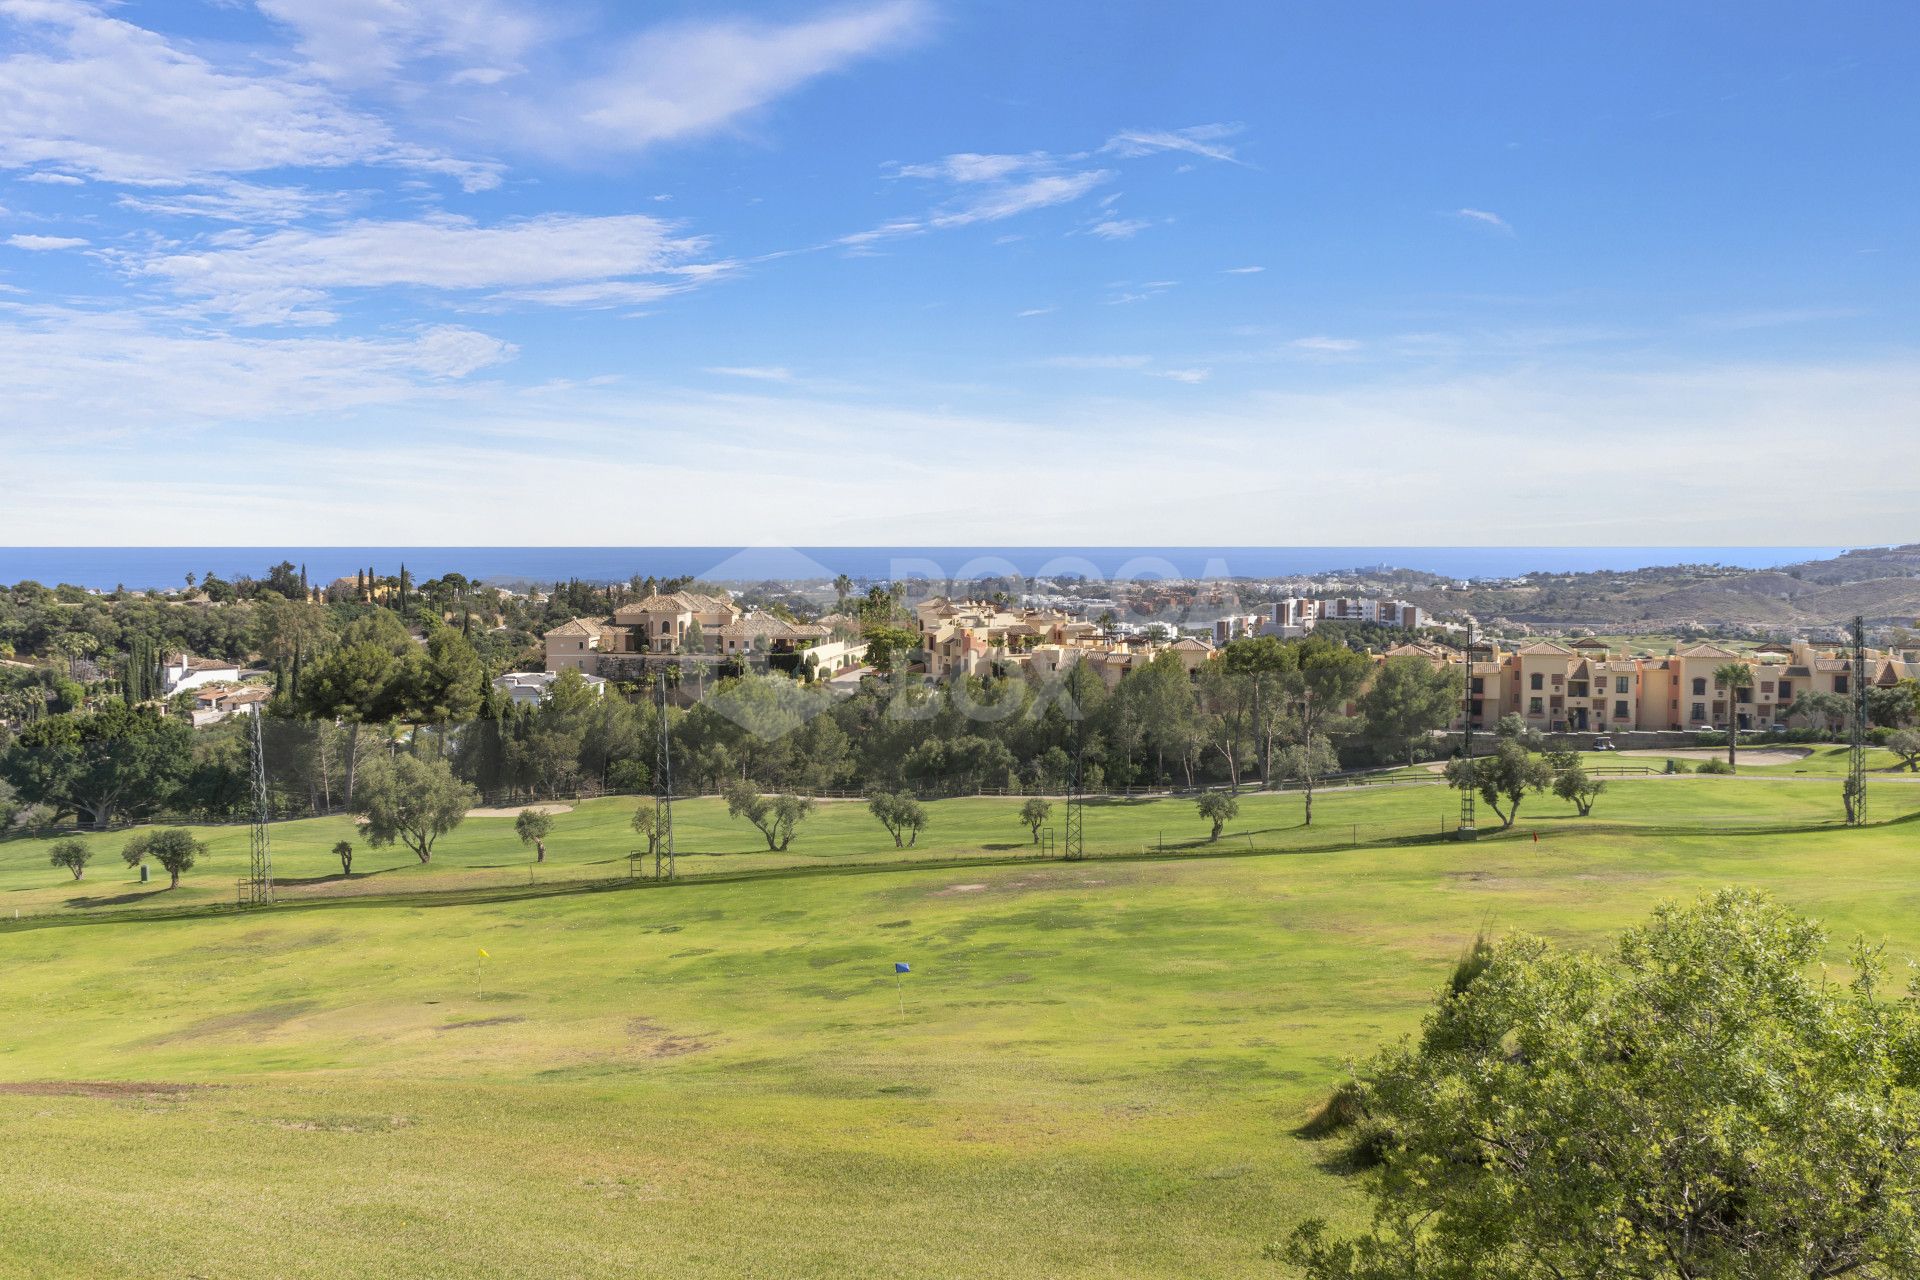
[894,962,911,974]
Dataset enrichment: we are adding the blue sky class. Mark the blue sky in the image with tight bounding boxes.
[2,0,1916,545]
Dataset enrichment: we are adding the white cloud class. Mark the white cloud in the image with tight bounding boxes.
[1103,124,1243,164]
[0,0,497,189]
[516,1,929,158]
[1038,354,1151,369]
[930,171,1112,227]
[1154,368,1211,384]
[704,365,794,382]
[1017,307,1055,318]
[20,170,82,184]
[1291,336,1362,353]
[6,233,88,250]
[1088,217,1151,240]
[256,0,545,88]
[893,152,1046,184]
[133,212,720,324]
[0,308,514,434]
[1222,265,1264,274]
[115,181,351,224]
[1452,207,1513,233]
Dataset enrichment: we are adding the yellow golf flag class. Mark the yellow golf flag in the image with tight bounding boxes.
[478,947,490,960]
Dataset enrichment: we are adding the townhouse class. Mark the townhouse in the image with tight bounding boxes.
[1382,638,1920,734]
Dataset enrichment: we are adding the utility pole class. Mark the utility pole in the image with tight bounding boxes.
[1847,614,1868,826]
[1456,628,1484,840]
[246,711,274,905]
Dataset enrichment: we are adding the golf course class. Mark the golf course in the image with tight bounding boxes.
[4,773,1919,1277]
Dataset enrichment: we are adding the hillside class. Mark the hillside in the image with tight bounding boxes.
[1390,544,1920,634]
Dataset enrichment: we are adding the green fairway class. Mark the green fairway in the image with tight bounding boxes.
[3,778,1920,1276]
[7,774,1919,922]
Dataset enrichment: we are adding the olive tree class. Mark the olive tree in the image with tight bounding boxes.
[1547,750,1606,817]
[144,828,206,888]
[1289,889,1920,1280]
[1444,739,1551,830]
[515,808,553,862]
[866,790,927,848]
[1196,791,1238,841]
[353,753,476,864]
[1018,797,1052,843]
[48,838,91,880]
[723,781,814,851]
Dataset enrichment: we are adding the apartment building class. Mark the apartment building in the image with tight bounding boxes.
[1265,595,1428,637]
[1383,638,1919,734]
[543,591,857,679]
[916,597,1216,690]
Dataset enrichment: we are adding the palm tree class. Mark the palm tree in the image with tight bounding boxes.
[833,573,853,606]
[1713,661,1750,771]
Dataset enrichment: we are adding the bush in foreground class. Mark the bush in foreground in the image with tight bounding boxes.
[1286,889,1920,1279]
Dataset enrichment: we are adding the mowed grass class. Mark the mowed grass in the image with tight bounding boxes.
[3,781,1920,1275]
[6,773,1918,920]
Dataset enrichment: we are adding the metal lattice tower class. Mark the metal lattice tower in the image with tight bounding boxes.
[1456,631,1482,839]
[246,711,274,905]
[1063,717,1085,860]
[654,674,676,879]
[1847,614,1869,826]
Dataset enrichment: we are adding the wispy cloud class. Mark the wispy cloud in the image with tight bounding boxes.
[1017,306,1055,318]
[1088,217,1152,240]
[1222,265,1264,274]
[705,365,795,382]
[1154,367,1211,384]
[1102,123,1244,164]
[7,233,89,250]
[257,0,546,89]
[513,1,930,159]
[1037,354,1152,369]
[1291,336,1362,353]
[131,212,721,324]
[20,171,84,186]
[1452,207,1513,233]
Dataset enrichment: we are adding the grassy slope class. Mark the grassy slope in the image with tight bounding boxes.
[4,787,1920,1276]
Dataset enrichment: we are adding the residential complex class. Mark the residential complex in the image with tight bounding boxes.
[1383,638,1920,734]
[915,598,1216,689]
[544,592,868,682]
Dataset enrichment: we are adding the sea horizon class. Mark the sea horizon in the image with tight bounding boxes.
[0,545,1856,592]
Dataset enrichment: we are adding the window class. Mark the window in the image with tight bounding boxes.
[1614,700,1630,719]
[1835,675,1850,694]
[1616,676,1630,694]
[1691,702,1707,721]
[1530,673,1544,690]
[1470,676,1484,694]
[1692,677,1707,695]
[1469,699,1483,718]
[1528,697,1543,715]
[1778,681,1792,700]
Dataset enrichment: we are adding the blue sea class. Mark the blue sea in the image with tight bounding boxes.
[0,546,1853,591]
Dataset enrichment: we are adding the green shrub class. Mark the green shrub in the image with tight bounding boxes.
[1697,757,1734,775]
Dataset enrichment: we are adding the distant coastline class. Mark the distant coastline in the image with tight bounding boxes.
[0,546,1851,591]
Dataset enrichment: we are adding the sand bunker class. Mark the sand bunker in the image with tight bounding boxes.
[466,802,575,818]
[1620,748,1813,766]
